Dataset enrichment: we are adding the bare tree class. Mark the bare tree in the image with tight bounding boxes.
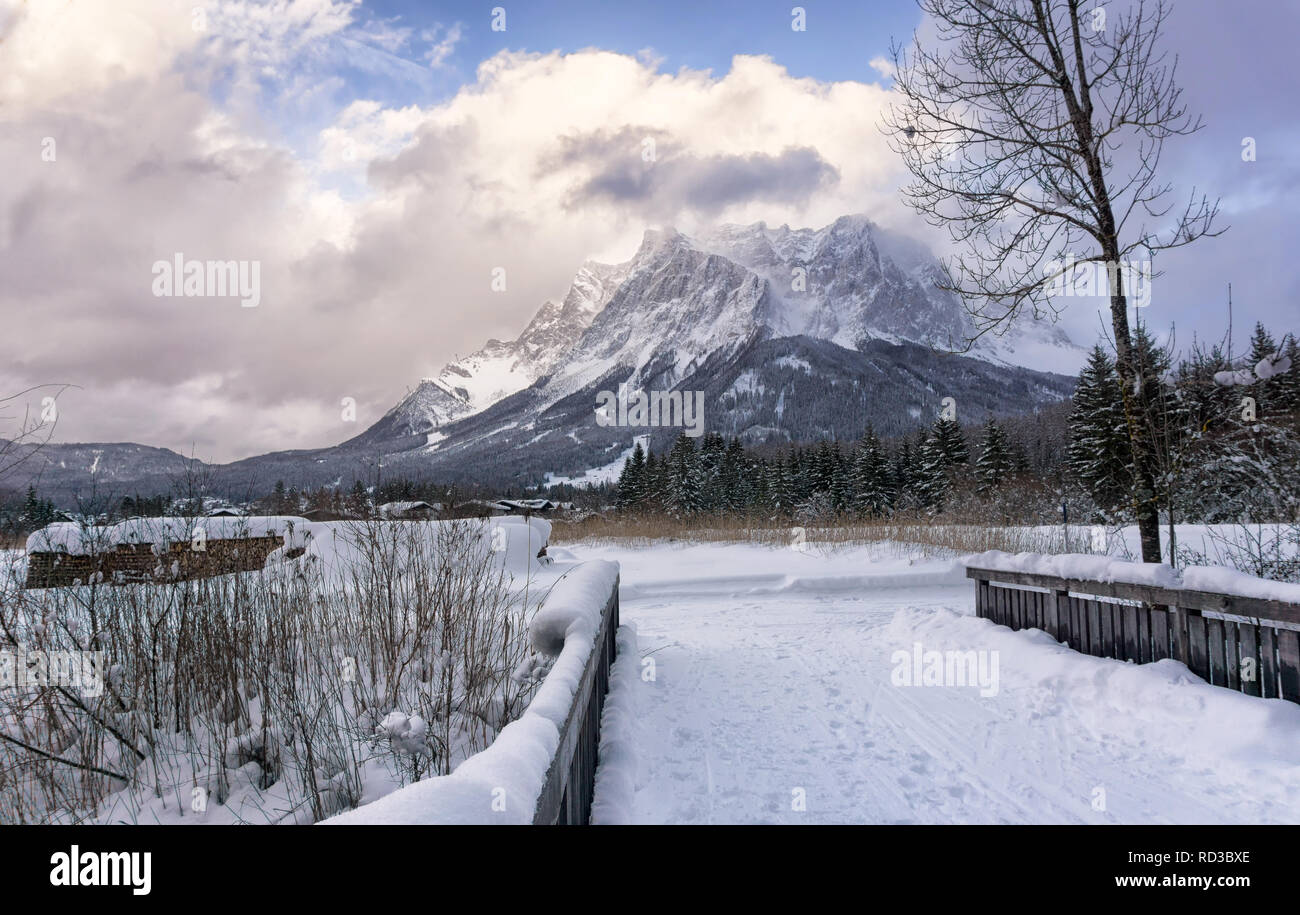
[884,0,1221,562]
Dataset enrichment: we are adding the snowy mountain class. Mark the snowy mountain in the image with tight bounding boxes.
[355,259,631,445]
[0,441,205,499]
[19,216,1082,499]
[375,214,1082,443]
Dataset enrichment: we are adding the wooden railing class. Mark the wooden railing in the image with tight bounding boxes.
[966,565,1300,704]
[531,577,620,824]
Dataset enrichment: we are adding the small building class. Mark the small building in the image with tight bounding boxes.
[205,507,243,517]
[377,500,440,520]
[23,516,308,589]
[302,507,353,522]
[494,498,558,515]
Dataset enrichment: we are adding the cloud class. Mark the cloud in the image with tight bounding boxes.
[1,9,907,463]
[543,129,840,217]
[423,22,464,69]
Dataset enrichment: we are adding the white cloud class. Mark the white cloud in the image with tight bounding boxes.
[1,3,911,463]
[423,22,464,69]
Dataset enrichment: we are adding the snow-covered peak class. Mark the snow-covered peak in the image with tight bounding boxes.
[367,214,1083,445]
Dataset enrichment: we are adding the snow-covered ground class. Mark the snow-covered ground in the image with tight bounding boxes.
[575,541,1300,824]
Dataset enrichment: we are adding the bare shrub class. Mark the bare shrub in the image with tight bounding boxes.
[0,519,540,824]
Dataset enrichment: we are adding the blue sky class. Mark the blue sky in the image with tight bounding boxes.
[359,0,918,88]
[263,1,922,153]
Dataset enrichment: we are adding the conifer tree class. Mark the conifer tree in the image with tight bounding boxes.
[767,457,794,516]
[1275,336,1300,414]
[719,438,746,511]
[850,426,892,516]
[975,418,1015,494]
[929,417,969,467]
[666,432,703,517]
[891,438,920,511]
[615,442,647,510]
[915,433,950,512]
[913,416,968,512]
[1247,322,1279,418]
[1066,345,1132,515]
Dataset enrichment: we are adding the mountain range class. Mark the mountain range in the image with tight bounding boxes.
[8,215,1082,500]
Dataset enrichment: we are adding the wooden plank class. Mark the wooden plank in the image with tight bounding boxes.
[1279,629,1300,703]
[1150,609,1170,661]
[1071,597,1084,652]
[1170,606,1191,667]
[1238,625,1261,697]
[1086,601,1103,657]
[1136,605,1151,664]
[1054,590,1069,642]
[964,566,1300,625]
[1187,614,1209,682]
[1206,618,1226,687]
[1120,604,1139,663]
[1223,622,1240,692]
[1260,627,1279,699]
[1100,601,1116,659]
[977,580,989,619]
[1072,597,1085,652]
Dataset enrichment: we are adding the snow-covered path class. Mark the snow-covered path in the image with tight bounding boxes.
[572,542,1300,825]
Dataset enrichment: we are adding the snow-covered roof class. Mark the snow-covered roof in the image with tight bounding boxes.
[495,498,555,512]
[25,516,309,555]
[378,501,440,516]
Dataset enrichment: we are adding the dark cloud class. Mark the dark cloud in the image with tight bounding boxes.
[543,128,840,217]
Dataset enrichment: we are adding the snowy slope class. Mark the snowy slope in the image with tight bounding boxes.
[430,259,630,412]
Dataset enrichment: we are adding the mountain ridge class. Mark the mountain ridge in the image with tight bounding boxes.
[8,214,1082,500]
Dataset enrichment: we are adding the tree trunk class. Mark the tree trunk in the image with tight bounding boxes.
[1107,256,1163,564]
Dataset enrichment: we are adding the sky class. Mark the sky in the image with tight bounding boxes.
[2,0,1297,462]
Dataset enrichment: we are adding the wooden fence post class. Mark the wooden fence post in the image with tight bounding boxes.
[1053,589,1069,642]
[1169,604,1190,667]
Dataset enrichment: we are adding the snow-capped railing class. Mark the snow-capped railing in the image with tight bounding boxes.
[965,552,1300,704]
[530,565,620,825]
[323,560,620,825]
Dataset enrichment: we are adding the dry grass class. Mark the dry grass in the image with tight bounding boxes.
[0,519,541,824]
[551,511,1089,556]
